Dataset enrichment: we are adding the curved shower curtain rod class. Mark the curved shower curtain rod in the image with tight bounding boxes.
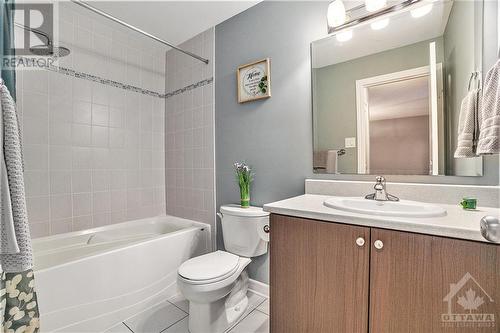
[70,0,210,65]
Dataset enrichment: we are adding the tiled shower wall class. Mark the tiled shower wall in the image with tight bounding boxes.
[17,3,166,237]
[165,28,216,247]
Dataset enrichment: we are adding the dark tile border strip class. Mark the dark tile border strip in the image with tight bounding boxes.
[23,59,212,100]
[46,64,163,97]
[162,77,213,99]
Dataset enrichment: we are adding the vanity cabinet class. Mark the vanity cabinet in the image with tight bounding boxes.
[270,214,500,333]
[270,214,370,332]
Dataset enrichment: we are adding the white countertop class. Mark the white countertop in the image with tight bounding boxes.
[263,194,500,244]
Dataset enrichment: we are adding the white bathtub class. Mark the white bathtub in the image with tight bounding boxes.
[33,215,211,332]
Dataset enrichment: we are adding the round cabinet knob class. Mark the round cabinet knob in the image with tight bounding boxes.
[374,240,384,250]
[356,237,365,247]
[480,216,500,243]
[263,225,270,233]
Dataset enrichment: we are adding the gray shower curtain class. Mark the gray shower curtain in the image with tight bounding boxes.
[1,0,15,97]
[1,1,40,332]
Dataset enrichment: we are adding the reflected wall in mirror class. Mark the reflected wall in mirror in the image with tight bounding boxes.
[312,0,484,176]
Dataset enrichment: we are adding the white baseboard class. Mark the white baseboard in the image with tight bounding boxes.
[249,279,269,298]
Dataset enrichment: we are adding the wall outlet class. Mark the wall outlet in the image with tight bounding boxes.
[345,137,356,148]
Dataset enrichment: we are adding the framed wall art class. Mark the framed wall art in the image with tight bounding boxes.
[237,58,271,103]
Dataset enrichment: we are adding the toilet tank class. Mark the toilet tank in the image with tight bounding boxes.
[219,205,270,257]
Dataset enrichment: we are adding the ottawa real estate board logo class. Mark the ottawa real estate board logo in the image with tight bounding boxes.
[441,272,495,329]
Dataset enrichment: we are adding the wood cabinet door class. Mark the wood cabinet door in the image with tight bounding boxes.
[370,228,500,333]
[270,214,370,333]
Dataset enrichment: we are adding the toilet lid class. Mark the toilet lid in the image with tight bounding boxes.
[178,251,240,281]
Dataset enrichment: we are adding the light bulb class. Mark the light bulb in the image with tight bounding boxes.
[336,30,353,42]
[365,0,386,12]
[370,18,390,30]
[327,0,347,28]
[411,3,433,18]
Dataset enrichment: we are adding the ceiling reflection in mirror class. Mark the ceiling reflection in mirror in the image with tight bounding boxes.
[312,0,484,176]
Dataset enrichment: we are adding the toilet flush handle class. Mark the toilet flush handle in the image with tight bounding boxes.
[217,212,223,220]
[263,225,270,233]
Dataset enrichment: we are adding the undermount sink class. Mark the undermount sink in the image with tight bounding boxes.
[323,196,447,218]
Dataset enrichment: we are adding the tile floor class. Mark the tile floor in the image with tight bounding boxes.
[106,291,269,333]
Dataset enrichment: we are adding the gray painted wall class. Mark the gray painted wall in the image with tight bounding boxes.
[215,1,499,284]
[215,2,327,283]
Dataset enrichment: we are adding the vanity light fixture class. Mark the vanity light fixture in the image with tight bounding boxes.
[328,0,421,34]
[327,0,347,28]
[336,30,353,42]
[365,0,387,12]
[410,3,433,18]
[370,18,390,30]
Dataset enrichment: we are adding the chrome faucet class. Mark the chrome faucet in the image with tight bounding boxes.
[365,176,399,202]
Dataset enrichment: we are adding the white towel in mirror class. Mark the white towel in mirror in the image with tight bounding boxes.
[454,88,481,158]
[326,150,339,174]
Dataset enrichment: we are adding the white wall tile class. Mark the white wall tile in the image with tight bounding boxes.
[92,170,111,192]
[73,79,92,103]
[72,147,92,170]
[91,104,109,127]
[49,146,73,170]
[51,218,73,234]
[111,190,127,212]
[91,126,109,147]
[72,170,92,193]
[26,196,50,223]
[165,28,215,246]
[50,194,72,220]
[110,170,127,190]
[72,193,91,216]
[23,70,49,95]
[49,97,73,124]
[20,6,166,236]
[24,171,50,197]
[22,92,48,120]
[24,145,49,171]
[72,124,92,146]
[73,101,92,124]
[23,116,49,144]
[73,215,92,231]
[92,191,111,213]
[92,212,111,226]
[49,72,73,98]
[49,122,72,146]
[29,222,50,238]
[109,107,125,128]
[50,171,72,195]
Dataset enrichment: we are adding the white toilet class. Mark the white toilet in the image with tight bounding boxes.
[177,205,270,333]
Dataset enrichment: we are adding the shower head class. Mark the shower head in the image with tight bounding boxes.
[29,45,71,58]
[14,22,71,58]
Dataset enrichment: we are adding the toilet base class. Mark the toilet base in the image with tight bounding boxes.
[188,271,249,333]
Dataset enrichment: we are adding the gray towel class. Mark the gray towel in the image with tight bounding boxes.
[477,59,500,155]
[454,88,481,158]
[0,82,33,272]
[1,85,20,254]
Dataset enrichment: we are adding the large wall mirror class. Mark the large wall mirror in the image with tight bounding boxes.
[312,0,484,176]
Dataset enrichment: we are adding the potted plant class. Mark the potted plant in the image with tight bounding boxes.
[234,161,253,208]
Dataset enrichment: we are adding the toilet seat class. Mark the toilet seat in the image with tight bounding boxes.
[178,251,240,285]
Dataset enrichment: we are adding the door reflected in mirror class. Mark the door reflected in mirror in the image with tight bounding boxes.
[312,0,484,176]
